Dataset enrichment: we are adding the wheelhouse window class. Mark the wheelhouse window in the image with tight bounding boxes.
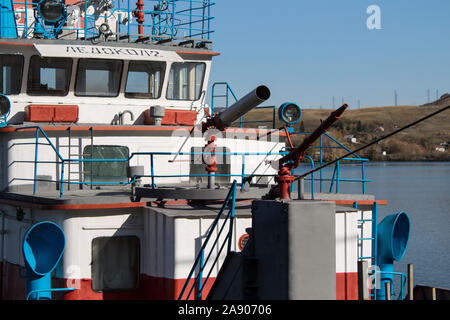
[91,236,140,292]
[167,62,205,101]
[83,145,129,183]
[27,56,72,96]
[125,60,165,99]
[0,54,24,95]
[75,59,123,97]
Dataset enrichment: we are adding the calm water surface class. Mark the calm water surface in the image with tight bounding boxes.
[295,161,450,290]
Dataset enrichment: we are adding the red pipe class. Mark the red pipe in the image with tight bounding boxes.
[204,135,218,173]
[133,0,145,39]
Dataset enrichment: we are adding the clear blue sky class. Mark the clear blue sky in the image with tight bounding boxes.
[207,0,450,109]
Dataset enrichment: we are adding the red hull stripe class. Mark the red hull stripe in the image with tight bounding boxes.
[2,261,359,300]
[336,272,359,300]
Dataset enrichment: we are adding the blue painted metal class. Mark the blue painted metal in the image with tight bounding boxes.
[376,211,410,300]
[303,155,315,199]
[178,180,237,300]
[23,221,67,300]
[1,0,214,41]
[0,0,18,38]
[0,94,11,128]
[319,135,323,192]
[18,125,370,200]
[33,129,39,195]
[197,249,205,300]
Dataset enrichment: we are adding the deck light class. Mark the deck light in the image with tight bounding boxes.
[0,94,11,127]
[38,0,65,23]
[279,102,301,126]
[0,94,11,116]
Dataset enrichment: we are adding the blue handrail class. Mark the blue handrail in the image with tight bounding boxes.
[11,125,370,200]
[14,126,287,197]
[2,0,214,42]
[177,180,237,300]
[26,287,76,301]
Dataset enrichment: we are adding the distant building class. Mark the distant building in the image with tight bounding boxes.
[435,142,448,152]
[345,134,357,143]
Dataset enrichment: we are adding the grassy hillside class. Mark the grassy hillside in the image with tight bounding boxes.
[238,105,450,161]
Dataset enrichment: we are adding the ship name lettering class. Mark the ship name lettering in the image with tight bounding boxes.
[65,46,162,58]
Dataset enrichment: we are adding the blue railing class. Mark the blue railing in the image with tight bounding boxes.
[26,287,76,301]
[12,126,286,197]
[1,0,214,42]
[177,180,237,300]
[11,117,371,199]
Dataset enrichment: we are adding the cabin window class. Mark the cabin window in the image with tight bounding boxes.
[91,236,140,292]
[83,145,129,183]
[125,61,165,99]
[189,146,230,184]
[167,62,205,101]
[75,59,123,97]
[0,54,24,95]
[27,56,72,96]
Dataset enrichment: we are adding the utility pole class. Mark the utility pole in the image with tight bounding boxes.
[332,96,335,108]
[394,90,398,106]
[436,89,439,100]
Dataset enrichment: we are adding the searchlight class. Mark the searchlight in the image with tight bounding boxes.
[38,0,66,23]
[279,102,301,126]
[0,94,11,127]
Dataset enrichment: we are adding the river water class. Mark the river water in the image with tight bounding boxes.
[294,161,450,290]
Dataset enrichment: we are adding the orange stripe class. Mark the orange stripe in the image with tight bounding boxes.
[0,42,34,47]
[0,198,147,210]
[176,51,220,56]
[325,199,388,206]
[0,125,286,135]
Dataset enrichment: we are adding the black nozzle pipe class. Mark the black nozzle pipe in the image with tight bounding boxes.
[213,85,270,130]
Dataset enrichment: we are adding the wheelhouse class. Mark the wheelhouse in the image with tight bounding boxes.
[0,41,214,125]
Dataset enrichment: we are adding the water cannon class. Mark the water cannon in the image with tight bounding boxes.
[201,85,270,188]
[202,85,271,132]
[268,104,348,200]
[0,94,11,128]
